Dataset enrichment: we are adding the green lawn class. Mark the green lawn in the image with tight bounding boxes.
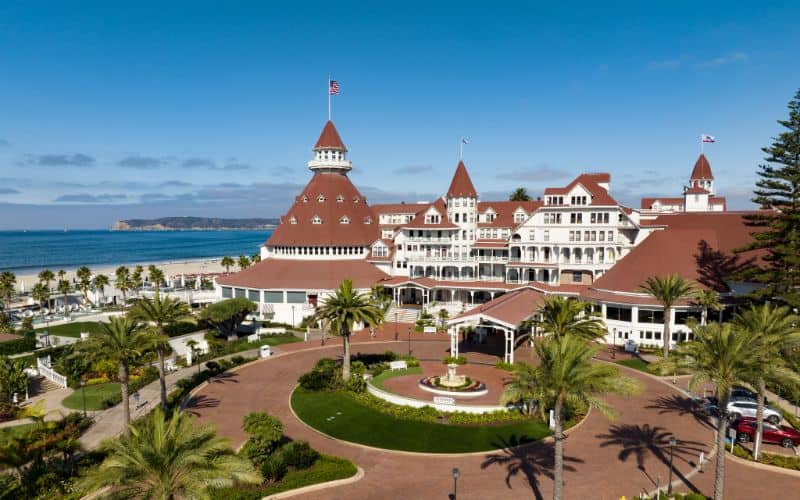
[369,366,422,390]
[614,357,655,374]
[291,388,551,453]
[61,382,121,411]
[36,321,105,338]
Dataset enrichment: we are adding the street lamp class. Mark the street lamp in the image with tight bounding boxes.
[611,331,616,359]
[407,327,412,356]
[291,305,296,328]
[667,436,677,495]
[80,379,87,418]
[394,311,398,340]
[451,467,460,499]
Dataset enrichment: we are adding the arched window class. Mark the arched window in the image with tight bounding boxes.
[301,195,308,203]
[317,194,326,203]
[336,194,344,203]
[289,216,297,225]
[311,215,322,225]
[339,216,350,224]
[353,196,360,203]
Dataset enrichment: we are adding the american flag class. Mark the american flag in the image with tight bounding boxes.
[328,80,340,95]
[701,134,716,143]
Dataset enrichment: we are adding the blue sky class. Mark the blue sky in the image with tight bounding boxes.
[1,1,799,229]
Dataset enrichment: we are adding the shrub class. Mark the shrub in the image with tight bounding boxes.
[495,361,514,371]
[231,355,245,365]
[0,334,36,356]
[280,440,319,470]
[260,453,288,483]
[442,355,467,365]
[241,412,284,465]
[205,361,221,374]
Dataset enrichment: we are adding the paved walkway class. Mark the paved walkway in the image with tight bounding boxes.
[186,328,800,499]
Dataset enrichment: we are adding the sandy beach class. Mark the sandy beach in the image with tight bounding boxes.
[13,257,228,291]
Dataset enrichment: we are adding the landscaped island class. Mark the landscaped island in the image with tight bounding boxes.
[111,216,279,231]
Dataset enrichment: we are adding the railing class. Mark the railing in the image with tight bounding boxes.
[37,356,68,388]
[405,236,454,243]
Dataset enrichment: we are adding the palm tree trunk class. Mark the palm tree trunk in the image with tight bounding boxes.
[662,305,672,358]
[754,377,766,460]
[714,391,728,500]
[701,306,708,326]
[342,332,351,381]
[553,399,564,500]
[119,362,131,436]
[157,348,168,410]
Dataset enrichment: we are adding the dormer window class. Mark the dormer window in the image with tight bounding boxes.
[289,216,297,225]
[339,216,350,224]
[353,196,360,203]
[336,194,344,203]
[364,217,372,224]
[317,194,326,203]
[311,215,322,225]
[301,196,308,203]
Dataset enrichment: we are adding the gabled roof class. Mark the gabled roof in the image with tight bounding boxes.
[446,161,477,198]
[217,258,388,290]
[641,197,684,209]
[477,200,542,228]
[266,172,379,246]
[402,198,459,229]
[543,173,617,206]
[371,203,423,215]
[685,186,710,195]
[690,154,714,180]
[449,287,546,329]
[313,120,347,151]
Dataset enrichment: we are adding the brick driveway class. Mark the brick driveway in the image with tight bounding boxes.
[188,330,797,499]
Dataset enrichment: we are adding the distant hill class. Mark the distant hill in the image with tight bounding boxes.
[111,217,279,231]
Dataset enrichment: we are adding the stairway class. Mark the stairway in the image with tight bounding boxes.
[27,376,64,397]
[386,304,420,324]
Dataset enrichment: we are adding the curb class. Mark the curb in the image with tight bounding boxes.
[263,466,365,499]
[726,450,800,478]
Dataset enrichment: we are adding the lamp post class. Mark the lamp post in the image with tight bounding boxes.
[611,331,616,359]
[291,305,296,328]
[80,379,87,418]
[407,327,412,356]
[667,436,677,495]
[394,311,398,340]
[451,467,460,499]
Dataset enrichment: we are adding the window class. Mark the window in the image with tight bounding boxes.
[353,196,360,203]
[301,196,308,203]
[608,230,614,241]
[590,213,596,224]
[606,306,632,322]
[599,231,605,242]
[289,216,297,224]
[311,215,322,225]
[221,287,232,298]
[234,288,246,298]
[317,194,326,202]
[264,291,283,303]
[339,216,350,224]
[637,309,664,324]
[364,217,372,224]
[569,231,575,242]
[603,213,609,224]
[372,245,387,257]
[528,229,535,241]
[543,230,550,242]
[248,290,260,302]
[572,272,582,283]
[286,291,306,304]
[675,311,702,325]
[514,212,526,223]
[336,194,344,203]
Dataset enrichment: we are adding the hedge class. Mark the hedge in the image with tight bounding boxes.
[0,335,37,356]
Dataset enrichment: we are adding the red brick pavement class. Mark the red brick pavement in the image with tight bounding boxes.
[188,334,797,499]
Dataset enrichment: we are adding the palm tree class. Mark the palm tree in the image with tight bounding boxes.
[313,279,383,381]
[148,265,165,289]
[533,336,641,500]
[251,252,261,264]
[94,274,110,307]
[115,266,132,307]
[672,323,759,500]
[639,274,695,357]
[0,271,16,309]
[237,255,251,270]
[79,408,261,498]
[694,289,723,325]
[130,292,195,410]
[31,283,50,315]
[186,339,199,366]
[509,187,531,202]
[531,296,606,343]
[78,316,149,434]
[500,362,538,415]
[37,269,54,309]
[131,265,144,297]
[0,356,28,406]
[732,304,800,460]
[220,256,235,273]
[76,266,93,306]
[57,279,72,315]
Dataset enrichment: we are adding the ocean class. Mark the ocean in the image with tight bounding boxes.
[0,230,272,273]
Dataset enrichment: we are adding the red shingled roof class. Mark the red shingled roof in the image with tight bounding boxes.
[641,197,684,209]
[266,172,380,247]
[543,173,617,206]
[451,287,546,328]
[217,258,388,290]
[313,120,347,151]
[690,154,713,180]
[402,198,459,229]
[371,203,422,215]
[685,186,710,195]
[446,161,477,198]
[477,200,542,228]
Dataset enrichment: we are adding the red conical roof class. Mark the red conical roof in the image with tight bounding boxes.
[313,120,347,151]
[690,154,714,180]
[447,161,477,198]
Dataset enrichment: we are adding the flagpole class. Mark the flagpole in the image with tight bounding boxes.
[328,75,331,121]
[459,136,463,161]
[700,134,704,155]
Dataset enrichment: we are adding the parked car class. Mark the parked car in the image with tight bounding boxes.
[730,386,769,404]
[727,400,782,424]
[732,417,800,448]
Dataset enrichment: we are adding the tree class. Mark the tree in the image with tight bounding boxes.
[240,411,284,465]
[639,274,695,357]
[732,304,800,460]
[672,323,758,500]
[131,265,144,296]
[148,265,164,289]
[79,408,261,498]
[37,269,54,308]
[739,88,800,308]
[0,356,28,406]
[509,187,531,202]
[94,274,110,307]
[130,292,194,410]
[500,362,538,415]
[57,278,72,314]
[31,283,50,315]
[186,339,199,365]
[200,297,257,338]
[531,296,606,343]
[694,289,722,325]
[115,266,132,307]
[0,271,16,309]
[76,266,93,306]
[237,255,251,270]
[437,308,449,330]
[251,252,261,264]
[313,279,383,381]
[532,336,641,500]
[221,256,235,273]
[78,316,149,434]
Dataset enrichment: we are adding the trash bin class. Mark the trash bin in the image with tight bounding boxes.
[259,345,271,358]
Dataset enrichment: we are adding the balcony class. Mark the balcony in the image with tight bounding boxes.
[405,236,454,243]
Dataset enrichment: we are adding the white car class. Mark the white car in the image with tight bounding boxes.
[727,399,782,425]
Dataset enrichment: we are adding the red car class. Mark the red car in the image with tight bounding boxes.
[733,417,800,448]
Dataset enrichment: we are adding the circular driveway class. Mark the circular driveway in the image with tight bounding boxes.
[187,336,798,499]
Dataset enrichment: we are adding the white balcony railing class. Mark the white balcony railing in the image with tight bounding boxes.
[37,356,68,388]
